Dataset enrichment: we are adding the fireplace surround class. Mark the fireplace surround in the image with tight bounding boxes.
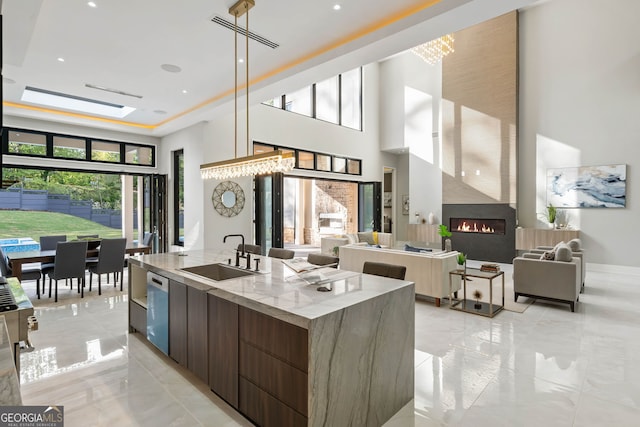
[442,204,516,263]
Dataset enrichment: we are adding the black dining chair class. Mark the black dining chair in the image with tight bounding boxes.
[87,238,127,295]
[307,253,339,267]
[362,261,407,280]
[0,247,43,298]
[39,235,67,251]
[42,240,88,302]
[267,248,295,259]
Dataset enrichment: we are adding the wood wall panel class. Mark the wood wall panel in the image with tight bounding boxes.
[208,294,239,407]
[442,11,518,205]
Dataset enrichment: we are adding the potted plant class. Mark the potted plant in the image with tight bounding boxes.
[456,252,466,270]
[438,224,452,252]
[546,204,557,226]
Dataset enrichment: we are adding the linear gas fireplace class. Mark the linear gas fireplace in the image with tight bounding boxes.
[450,218,506,235]
[443,204,516,263]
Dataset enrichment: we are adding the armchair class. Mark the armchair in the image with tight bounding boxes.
[513,253,581,312]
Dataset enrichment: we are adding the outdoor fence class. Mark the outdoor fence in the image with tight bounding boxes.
[0,188,122,228]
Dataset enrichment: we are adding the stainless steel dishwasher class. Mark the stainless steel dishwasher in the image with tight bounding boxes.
[146,271,169,355]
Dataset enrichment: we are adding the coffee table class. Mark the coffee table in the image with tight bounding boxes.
[448,267,505,317]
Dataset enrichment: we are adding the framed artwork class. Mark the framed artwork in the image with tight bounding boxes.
[384,192,392,208]
[402,195,409,215]
[547,164,626,208]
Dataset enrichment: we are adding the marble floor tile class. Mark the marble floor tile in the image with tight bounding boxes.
[17,267,640,426]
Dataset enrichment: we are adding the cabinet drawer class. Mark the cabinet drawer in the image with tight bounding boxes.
[239,377,307,427]
[239,307,308,371]
[130,300,147,333]
[239,342,307,416]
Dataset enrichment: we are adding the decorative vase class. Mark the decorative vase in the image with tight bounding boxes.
[444,238,452,252]
[428,212,436,225]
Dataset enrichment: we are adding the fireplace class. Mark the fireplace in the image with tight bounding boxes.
[450,218,506,235]
[443,204,516,263]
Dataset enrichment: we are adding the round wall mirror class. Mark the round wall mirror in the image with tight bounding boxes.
[212,181,245,217]
[221,190,236,208]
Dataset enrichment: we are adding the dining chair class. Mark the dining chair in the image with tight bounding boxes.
[87,238,127,295]
[77,234,99,239]
[39,235,67,251]
[362,261,407,280]
[237,243,261,255]
[0,247,43,298]
[267,248,295,259]
[42,240,88,302]
[307,253,339,267]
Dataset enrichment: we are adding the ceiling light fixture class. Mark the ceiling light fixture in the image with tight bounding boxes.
[410,34,455,65]
[87,2,97,8]
[201,0,294,180]
[333,4,342,11]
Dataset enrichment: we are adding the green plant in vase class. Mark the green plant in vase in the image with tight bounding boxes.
[438,224,452,252]
[546,204,557,226]
[456,252,466,270]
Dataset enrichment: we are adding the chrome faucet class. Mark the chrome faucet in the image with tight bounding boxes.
[223,234,250,269]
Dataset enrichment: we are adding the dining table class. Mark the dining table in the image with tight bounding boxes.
[7,244,151,283]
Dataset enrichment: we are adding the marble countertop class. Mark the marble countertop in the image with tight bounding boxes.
[130,249,414,328]
[0,316,22,405]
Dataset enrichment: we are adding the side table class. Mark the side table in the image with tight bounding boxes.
[449,267,505,317]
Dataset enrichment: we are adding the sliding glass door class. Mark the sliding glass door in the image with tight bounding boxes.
[358,181,382,232]
[255,173,284,254]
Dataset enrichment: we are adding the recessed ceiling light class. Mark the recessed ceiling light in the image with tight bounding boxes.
[160,64,182,73]
[57,57,65,62]
[238,58,244,63]
[333,4,341,11]
[182,90,188,94]
[87,1,97,7]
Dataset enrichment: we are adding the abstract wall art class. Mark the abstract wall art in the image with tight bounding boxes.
[547,164,626,208]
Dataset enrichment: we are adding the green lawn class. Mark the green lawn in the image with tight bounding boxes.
[0,210,123,242]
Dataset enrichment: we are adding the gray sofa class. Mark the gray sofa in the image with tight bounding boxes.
[513,251,581,312]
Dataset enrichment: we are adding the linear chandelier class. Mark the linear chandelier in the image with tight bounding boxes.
[410,34,455,65]
[200,0,295,180]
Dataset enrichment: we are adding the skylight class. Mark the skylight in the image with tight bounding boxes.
[21,86,136,119]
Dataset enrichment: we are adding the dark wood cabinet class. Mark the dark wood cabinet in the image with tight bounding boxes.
[238,306,308,426]
[208,293,239,407]
[169,280,187,366]
[188,286,208,383]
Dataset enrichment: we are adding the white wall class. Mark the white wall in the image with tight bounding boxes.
[173,62,385,250]
[519,0,640,266]
[378,52,444,239]
[159,122,205,251]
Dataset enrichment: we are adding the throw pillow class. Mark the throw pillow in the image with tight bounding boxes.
[553,241,565,252]
[555,243,573,262]
[357,231,376,245]
[372,231,379,245]
[345,233,358,244]
[568,238,581,252]
[540,251,555,261]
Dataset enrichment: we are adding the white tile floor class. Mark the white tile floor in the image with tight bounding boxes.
[18,265,640,426]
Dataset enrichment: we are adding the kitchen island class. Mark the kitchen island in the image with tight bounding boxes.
[128,249,414,427]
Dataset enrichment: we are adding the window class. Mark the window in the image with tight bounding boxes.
[316,154,331,172]
[315,76,339,124]
[7,131,46,156]
[3,127,155,168]
[341,68,362,130]
[173,150,184,246]
[125,144,153,165]
[91,140,121,163]
[285,87,312,116]
[261,68,362,131]
[333,157,347,173]
[53,136,86,159]
[253,142,361,176]
[297,151,314,169]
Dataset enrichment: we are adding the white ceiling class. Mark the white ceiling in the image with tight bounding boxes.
[2,0,539,137]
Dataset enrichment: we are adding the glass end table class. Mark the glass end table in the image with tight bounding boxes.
[449,267,505,318]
